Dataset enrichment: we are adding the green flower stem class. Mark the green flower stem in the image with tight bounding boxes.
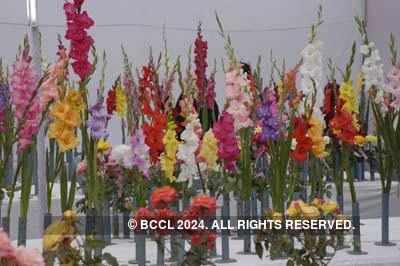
[343,146,357,203]
[239,127,252,200]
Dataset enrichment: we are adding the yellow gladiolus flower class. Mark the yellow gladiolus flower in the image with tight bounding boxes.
[161,121,180,182]
[339,81,359,114]
[66,90,84,111]
[48,120,67,139]
[308,116,328,158]
[115,85,127,117]
[354,135,366,146]
[57,129,79,152]
[97,139,111,153]
[62,109,81,128]
[198,130,218,170]
[50,101,71,121]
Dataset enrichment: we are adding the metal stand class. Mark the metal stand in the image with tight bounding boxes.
[215,193,237,264]
[129,231,147,265]
[123,211,131,239]
[238,199,252,255]
[348,202,368,255]
[44,212,52,230]
[375,192,396,246]
[17,216,27,246]
[112,212,120,238]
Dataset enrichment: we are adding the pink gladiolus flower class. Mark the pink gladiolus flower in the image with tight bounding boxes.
[225,69,253,131]
[387,66,400,109]
[10,46,42,152]
[41,45,68,107]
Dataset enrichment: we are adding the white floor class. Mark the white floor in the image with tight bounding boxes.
[15,217,400,266]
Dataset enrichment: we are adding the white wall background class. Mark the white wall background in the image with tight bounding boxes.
[366,0,399,71]
[1,0,365,143]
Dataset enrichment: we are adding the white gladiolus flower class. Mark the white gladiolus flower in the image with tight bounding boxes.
[361,41,387,109]
[111,144,133,168]
[176,117,200,184]
[360,45,370,55]
[299,40,323,96]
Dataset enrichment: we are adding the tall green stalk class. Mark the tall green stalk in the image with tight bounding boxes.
[343,146,357,203]
[20,147,34,219]
[239,127,253,200]
[269,138,292,213]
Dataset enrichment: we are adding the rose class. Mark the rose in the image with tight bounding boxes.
[150,186,178,209]
[190,195,217,217]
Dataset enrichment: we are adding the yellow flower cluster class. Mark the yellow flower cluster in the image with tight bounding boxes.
[115,84,127,117]
[160,120,180,182]
[48,90,82,152]
[287,198,339,219]
[354,135,378,146]
[307,116,328,158]
[339,81,359,114]
[198,130,218,170]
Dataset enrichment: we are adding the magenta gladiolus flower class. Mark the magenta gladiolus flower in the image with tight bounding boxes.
[206,73,216,109]
[213,111,240,172]
[64,0,94,81]
[10,46,42,152]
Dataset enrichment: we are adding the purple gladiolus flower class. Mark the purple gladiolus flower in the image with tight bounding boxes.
[88,100,109,139]
[257,89,280,142]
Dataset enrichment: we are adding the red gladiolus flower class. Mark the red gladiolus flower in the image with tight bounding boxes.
[291,117,312,162]
[322,82,339,126]
[106,88,116,115]
[139,65,162,117]
[143,111,167,164]
[150,186,178,209]
[194,26,208,106]
[329,110,357,145]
